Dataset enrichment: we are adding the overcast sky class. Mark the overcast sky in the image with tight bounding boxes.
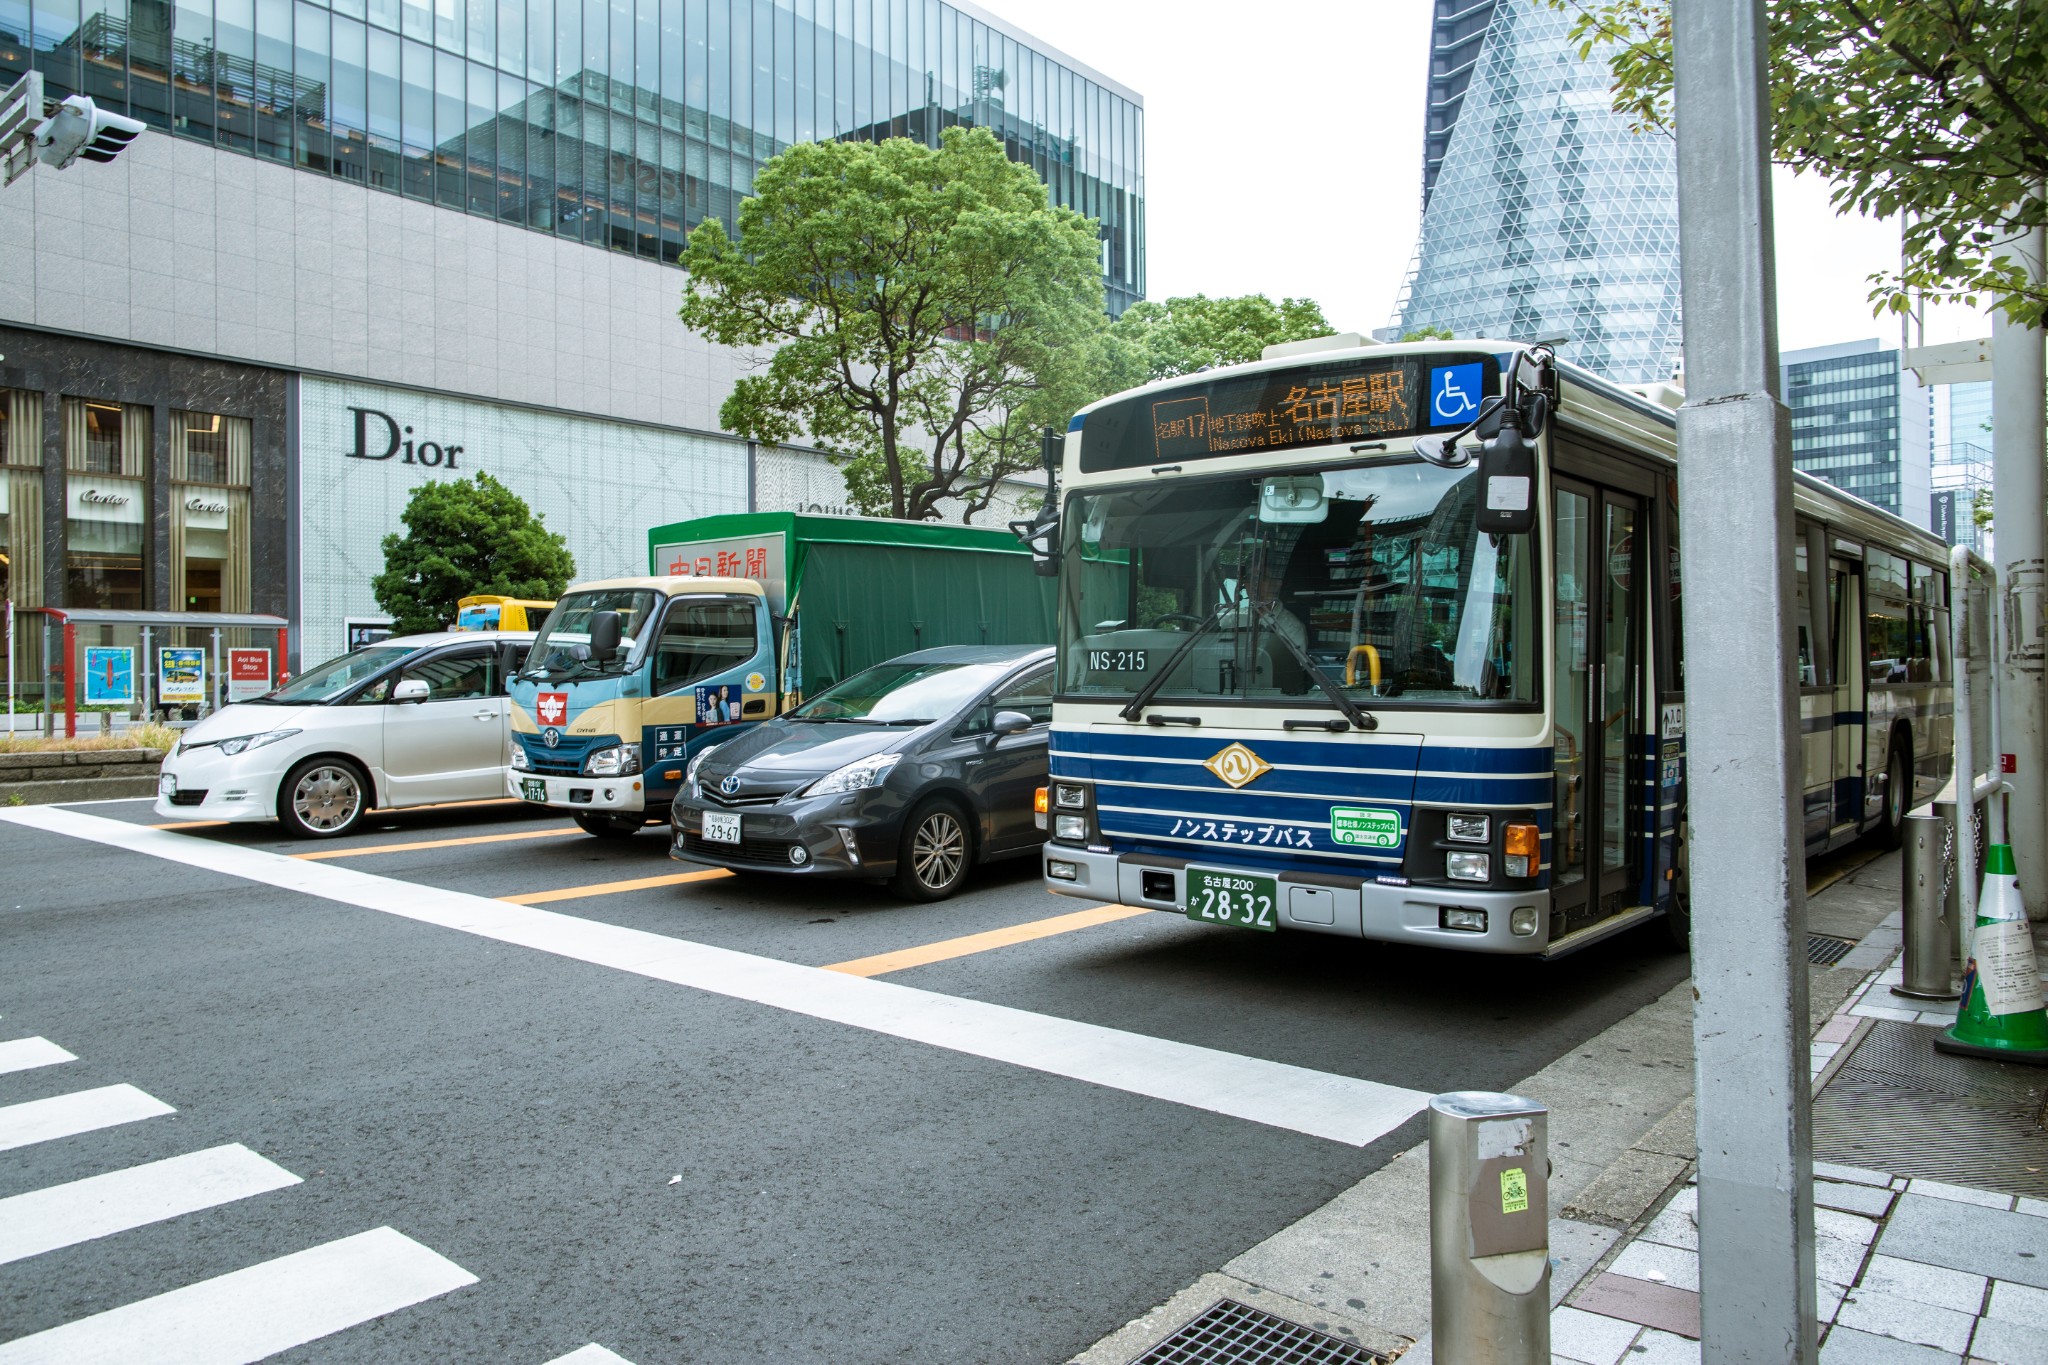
[999,0,1990,353]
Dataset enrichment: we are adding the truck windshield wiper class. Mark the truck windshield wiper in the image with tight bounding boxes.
[1119,611,1226,722]
[1255,602,1377,732]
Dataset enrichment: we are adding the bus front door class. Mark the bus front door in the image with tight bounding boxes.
[1830,556,1867,835]
[1552,479,1645,932]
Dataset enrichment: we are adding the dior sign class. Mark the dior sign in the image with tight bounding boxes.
[347,407,464,469]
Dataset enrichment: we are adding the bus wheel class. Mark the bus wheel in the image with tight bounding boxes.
[1876,735,1912,850]
[574,812,642,839]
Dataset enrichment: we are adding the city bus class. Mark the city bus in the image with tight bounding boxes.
[1031,337,1951,956]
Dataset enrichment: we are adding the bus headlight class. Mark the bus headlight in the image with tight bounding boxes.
[1055,783,1088,809]
[1054,814,1089,842]
[1446,812,1490,843]
[1446,851,1491,882]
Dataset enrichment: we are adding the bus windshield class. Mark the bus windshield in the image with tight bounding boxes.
[1059,459,1536,707]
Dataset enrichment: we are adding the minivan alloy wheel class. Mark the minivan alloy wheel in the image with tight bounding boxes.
[290,764,362,833]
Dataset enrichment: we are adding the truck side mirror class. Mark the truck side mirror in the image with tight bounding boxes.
[589,609,623,662]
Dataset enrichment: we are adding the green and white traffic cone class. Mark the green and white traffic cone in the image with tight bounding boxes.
[1934,843,2048,1066]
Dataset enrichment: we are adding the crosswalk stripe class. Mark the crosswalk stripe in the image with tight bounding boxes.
[0,1144,303,1266]
[3,806,1433,1148]
[0,1085,175,1153]
[0,1226,478,1364]
[544,1347,636,1364]
[0,1038,77,1076]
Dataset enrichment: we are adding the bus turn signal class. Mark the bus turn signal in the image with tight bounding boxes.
[1504,822,1539,878]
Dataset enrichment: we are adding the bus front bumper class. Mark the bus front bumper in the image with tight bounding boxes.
[1041,845,1551,955]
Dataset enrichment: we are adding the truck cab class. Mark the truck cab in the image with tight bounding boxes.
[505,575,778,836]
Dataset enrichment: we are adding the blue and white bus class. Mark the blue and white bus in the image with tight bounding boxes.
[1031,337,1951,955]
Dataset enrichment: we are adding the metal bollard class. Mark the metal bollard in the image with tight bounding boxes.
[1429,1091,1550,1363]
[1894,808,1960,1001]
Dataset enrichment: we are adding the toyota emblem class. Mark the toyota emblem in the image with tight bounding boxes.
[719,773,741,795]
[542,727,561,749]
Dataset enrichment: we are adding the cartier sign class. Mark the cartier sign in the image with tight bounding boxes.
[346,407,465,470]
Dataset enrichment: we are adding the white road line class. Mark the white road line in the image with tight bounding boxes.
[0,1085,175,1153]
[0,1038,77,1075]
[0,1144,302,1266]
[2,806,1431,1148]
[544,1347,636,1365]
[0,1226,477,1364]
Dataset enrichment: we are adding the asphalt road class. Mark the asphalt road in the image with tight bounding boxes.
[0,797,1692,1364]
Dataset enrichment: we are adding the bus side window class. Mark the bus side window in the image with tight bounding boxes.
[1908,562,1938,682]
[1795,542,1818,687]
[1865,548,1910,685]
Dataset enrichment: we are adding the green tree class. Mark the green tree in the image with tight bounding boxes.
[1096,293,1337,390]
[1401,325,1456,342]
[1550,0,2048,325]
[679,126,1106,521]
[372,472,575,634]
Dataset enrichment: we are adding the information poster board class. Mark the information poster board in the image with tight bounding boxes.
[83,647,136,706]
[228,649,272,703]
[159,647,207,706]
[345,619,395,651]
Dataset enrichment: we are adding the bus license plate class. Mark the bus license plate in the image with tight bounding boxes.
[1187,868,1277,932]
[519,778,547,803]
[703,811,742,844]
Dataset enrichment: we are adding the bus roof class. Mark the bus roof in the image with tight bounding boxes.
[564,575,767,597]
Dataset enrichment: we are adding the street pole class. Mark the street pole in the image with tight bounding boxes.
[1992,197,2047,922]
[1670,1,1818,1361]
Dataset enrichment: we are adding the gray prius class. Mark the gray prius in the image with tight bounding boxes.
[669,645,1054,900]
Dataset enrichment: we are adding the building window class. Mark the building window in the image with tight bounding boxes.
[171,410,255,614]
[61,397,151,609]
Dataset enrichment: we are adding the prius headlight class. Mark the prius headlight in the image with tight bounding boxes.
[683,743,721,796]
[216,727,300,757]
[805,750,902,796]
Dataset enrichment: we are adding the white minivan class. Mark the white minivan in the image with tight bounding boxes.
[154,631,535,838]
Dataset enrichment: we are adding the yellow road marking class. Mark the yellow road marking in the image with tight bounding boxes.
[293,826,580,860]
[823,902,1153,978]
[500,868,733,904]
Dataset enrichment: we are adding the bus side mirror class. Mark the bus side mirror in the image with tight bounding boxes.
[589,609,623,662]
[1474,407,1536,536]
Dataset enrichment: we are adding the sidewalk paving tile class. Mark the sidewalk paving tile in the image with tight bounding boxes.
[1967,1316,2048,1365]
[1571,1273,1701,1339]
[1638,1203,1698,1253]
[1819,1206,1885,1245]
[1834,1286,1976,1354]
[1821,1280,1849,1325]
[1627,1329,1700,1364]
[1878,1196,2048,1290]
[1820,1326,1961,1365]
[1819,1230,1877,1288]
[1610,1240,1699,1293]
[1818,1161,1901,1188]
[1821,1180,1900,1218]
[1860,1255,1990,1315]
[1909,1180,2018,1212]
[1818,1016,1859,1044]
[1549,1306,1639,1365]
[2017,1198,2048,1219]
[1986,1281,2048,1327]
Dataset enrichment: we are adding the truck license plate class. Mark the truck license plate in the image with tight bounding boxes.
[1187,868,1277,932]
[703,810,742,844]
[519,778,547,803]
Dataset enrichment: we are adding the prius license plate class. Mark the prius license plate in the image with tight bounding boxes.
[703,810,742,844]
[519,778,548,803]
[1186,868,1277,932]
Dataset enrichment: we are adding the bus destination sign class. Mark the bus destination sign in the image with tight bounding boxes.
[1079,353,1500,473]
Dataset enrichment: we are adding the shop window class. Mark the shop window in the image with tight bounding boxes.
[61,398,150,611]
[171,410,254,614]
[63,397,147,476]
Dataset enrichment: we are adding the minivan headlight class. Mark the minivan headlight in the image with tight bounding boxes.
[806,751,902,796]
[582,743,642,777]
[217,727,300,757]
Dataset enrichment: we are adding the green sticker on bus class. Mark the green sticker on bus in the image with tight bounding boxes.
[1501,1167,1529,1214]
[1330,806,1403,848]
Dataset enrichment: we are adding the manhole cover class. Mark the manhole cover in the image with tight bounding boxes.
[1128,1300,1385,1365]
[1815,1019,2048,1197]
[1807,934,1856,965]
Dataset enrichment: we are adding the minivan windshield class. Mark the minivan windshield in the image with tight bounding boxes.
[256,645,421,704]
[791,661,1016,725]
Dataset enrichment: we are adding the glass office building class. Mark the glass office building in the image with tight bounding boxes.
[1395,0,1682,384]
[1782,339,1932,528]
[0,0,1145,311]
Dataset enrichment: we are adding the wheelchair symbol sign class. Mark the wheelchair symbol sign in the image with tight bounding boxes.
[1430,362,1484,424]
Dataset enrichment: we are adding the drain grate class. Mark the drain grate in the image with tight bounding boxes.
[1129,1300,1385,1365]
[1815,1019,2048,1197]
[1807,934,1857,965]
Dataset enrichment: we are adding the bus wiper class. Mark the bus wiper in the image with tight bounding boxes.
[1119,612,1226,722]
[1256,603,1377,732]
